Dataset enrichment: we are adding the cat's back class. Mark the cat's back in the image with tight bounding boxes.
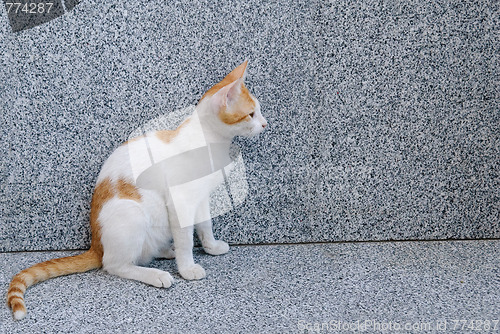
[95,116,203,186]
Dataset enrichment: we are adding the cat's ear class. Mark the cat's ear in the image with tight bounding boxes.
[220,60,248,83]
[211,78,243,109]
[230,60,248,81]
[200,60,248,102]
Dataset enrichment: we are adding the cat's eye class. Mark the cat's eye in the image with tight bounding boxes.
[249,112,255,118]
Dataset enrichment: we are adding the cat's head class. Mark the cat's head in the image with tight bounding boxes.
[197,61,267,139]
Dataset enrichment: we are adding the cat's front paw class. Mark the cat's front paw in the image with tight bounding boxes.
[179,264,206,280]
[203,240,229,256]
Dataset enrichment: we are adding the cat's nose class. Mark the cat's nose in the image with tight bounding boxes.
[262,123,267,128]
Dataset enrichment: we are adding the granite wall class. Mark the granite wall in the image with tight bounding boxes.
[0,0,498,251]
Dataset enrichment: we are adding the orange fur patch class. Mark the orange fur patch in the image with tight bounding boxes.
[90,178,114,256]
[7,251,102,318]
[156,118,191,143]
[117,179,142,202]
[12,302,25,313]
[10,277,26,288]
[8,295,22,303]
[219,84,256,125]
[200,60,248,101]
[8,286,23,294]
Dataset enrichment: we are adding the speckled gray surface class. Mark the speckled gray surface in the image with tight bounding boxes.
[1,241,499,333]
[0,1,499,251]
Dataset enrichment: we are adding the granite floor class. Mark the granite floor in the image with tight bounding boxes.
[1,240,499,334]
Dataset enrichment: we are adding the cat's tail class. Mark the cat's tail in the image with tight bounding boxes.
[7,248,102,320]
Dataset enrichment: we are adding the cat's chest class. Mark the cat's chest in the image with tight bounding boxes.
[133,142,233,199]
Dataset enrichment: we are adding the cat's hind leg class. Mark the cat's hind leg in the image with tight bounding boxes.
[99,199,174,288]
[106,264,174,288]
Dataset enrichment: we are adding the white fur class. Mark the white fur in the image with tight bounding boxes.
[14,310,26,320]
[96,82,266,286]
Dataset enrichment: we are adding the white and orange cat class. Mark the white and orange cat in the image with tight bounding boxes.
[7,61,267,320]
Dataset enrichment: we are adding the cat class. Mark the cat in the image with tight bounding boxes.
[7,60,267,320]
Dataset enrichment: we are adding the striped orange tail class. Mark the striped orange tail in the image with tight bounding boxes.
[7,249,102,320]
